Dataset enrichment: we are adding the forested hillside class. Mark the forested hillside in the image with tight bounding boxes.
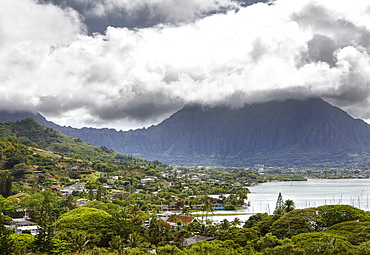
[0,117,163,167]
[1,117,370,254]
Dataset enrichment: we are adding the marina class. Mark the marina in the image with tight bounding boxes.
[193,179,370,223]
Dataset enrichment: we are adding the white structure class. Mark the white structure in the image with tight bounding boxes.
[6,218,39,235]
[60,182,86,196]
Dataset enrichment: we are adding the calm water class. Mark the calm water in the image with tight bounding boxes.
[247,178,370,214]
[199,179,370,223]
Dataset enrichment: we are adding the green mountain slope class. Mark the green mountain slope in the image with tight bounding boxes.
[0,118,163,167]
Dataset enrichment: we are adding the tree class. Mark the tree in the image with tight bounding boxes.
[271,208,323,239]
[231,217,241,227]
[109,235,126,250]
[254,233,282,252]
[284,199,295,213]
[183,240,247,255]
[127,231,144,248]
[273,192,284,217]
[11,163,29,179]
[147,218,171,245]
[57,229,92,253]
[244,212,274,236]
[4,150,27,169]
[261,243,304,255]
[33,191,55,253]
[0,173,12,198]
[200,195,214,222]
[291,232,354,255]
[0,202,14,255]
[56,207,117,247]
[327,221,370,245]
[9,233,34,254]
[218,227,259,247]
[316,205,370,227]
[219,219,232,231]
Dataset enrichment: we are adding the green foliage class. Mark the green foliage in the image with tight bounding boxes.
[0,206,14,255]
[271,208,323,239]
[9,233,35,254]
[147,218,172,245]
[156,245,185,255]
[218,227,259,246]
[48,238,71,255]
[328,221,370,245]
[273,192,284,217]
[0,118,165,170]
[316,205,370,227]
[0,173,12,197]
[57,229,93,252]
[83,200,122,216]
[11,163,29,179]
[253,233,282,252]
[260,243,304,255]
[109,235,126,250]
[56,207,117,247]
[33,191,57,253]
[355,240,370,255]
[183,240,249,255]
[243,213,274,235]
[291,232,354,255]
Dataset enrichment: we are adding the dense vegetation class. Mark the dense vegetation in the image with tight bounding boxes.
[2,117,370,254]
[2,191,370,254]
[0,117,166,167]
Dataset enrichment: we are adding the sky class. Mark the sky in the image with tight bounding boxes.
[2,0,370,131]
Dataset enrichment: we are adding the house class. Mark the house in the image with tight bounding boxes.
[157,211,173,221]
[60,182,86,196]
[166,215,197,228]
[108,176,119,181]
[6,218,39,235]
[141,178,155,183]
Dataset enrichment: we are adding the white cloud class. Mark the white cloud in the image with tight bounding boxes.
[2,0,370,130]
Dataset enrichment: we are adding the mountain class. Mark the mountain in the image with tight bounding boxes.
[1,98,370,166]
[0,117,162,167]
[113,98,370,166]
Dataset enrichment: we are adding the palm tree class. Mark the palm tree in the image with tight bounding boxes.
[200,195,214,223]
[127,232,142,248]
[219,219,231,231]
[231,217,241,227]
[284,199,295,213]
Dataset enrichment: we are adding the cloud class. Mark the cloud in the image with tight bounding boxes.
[75,0,239,21]
[2,0,370,130]
[44,0,255,33]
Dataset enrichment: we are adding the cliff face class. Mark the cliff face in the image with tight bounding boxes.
[113,98,370,166]
[2,98,370,166]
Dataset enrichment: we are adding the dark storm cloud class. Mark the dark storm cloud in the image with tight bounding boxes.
[42,0,269,34]
[93,100,184,122]
[306,34,337,67]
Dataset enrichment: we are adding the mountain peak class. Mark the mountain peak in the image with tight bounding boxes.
[0,98,369,167]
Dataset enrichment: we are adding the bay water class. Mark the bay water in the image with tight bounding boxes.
[200,178,370,223]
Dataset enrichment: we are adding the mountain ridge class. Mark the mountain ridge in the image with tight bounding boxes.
[1,98,370,166]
